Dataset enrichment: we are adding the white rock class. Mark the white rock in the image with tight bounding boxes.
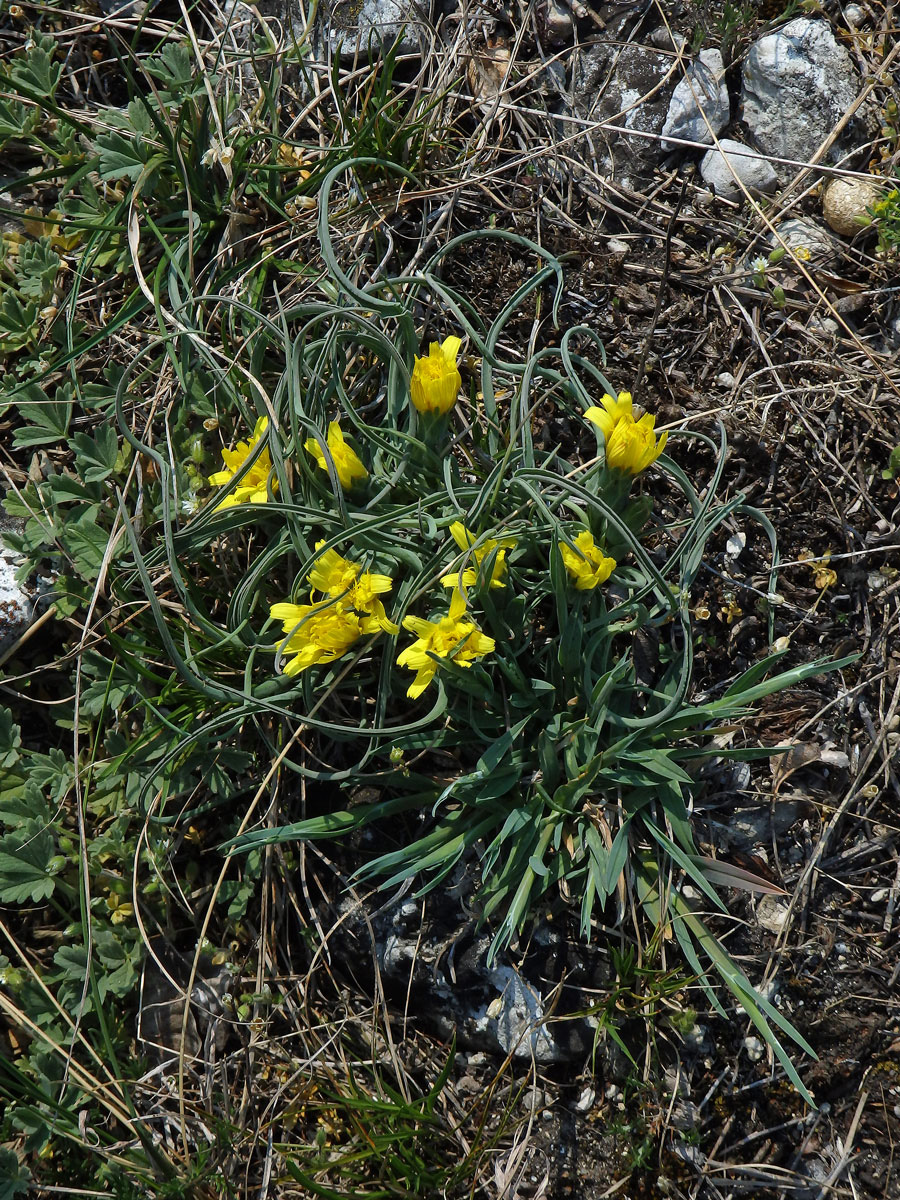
[756,896,790,934]
[575,1085,596,1112]
[322,0,432,58]
[662,49,730,149]
[742,19,859,168]
[486,966,561,1063]
[716,371,736,388]
[0,525,35,660]
[700,138,778,198]
[844,4,866,25]
[726,531,746,558]
[744,1035,764,1062]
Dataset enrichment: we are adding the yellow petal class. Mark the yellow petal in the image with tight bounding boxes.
[441,569,477,590]
[449,521,474,550]
[406,662,438,698]
[448,588,467,621]
[584,406,615,441]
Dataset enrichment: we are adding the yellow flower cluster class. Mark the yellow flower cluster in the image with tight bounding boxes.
[208,416,277,509]
[211,357,651,697]
[271,543,397,677]
[209,335,463,509]
[270,513,621,690]
[584,391,667,475]
[398,588,495,699]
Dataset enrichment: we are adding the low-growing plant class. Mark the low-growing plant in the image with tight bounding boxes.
[99,158,849,1105]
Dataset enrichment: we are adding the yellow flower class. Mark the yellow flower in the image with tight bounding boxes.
[584,392,667,475]
[604,412,667,474]
[559,531,617,591]
[307,542,399,634]
[304,422,368,490]
[398,589,495,698]
[441,521,516,591]
[208,416,276,509]
[270,600,365,677]
[409,335,462,416]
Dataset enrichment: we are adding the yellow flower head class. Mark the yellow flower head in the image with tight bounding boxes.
[604,412,667,474]
[410,335,462,416]
[304,422,368,490]
[398,589,495,699]
[584,392,667,475]
[306,541,398,635]
[270,600,364,677]
[560,531,617,591]
[208,416,276,509]
[441,521,516,591]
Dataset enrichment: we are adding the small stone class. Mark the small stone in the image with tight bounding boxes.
[808,315,839,336]
[607,237,629,255]
[871,888,888,903]
[757,896,790,934]
[682,1024,708,1052]
[769,216,837,266]
[649,27,685,51]
[744,1036,764,1062]
[662,49,729,149]
[575,1085,596,1112]
[457,1075,482,1096]
[486,966,562,1063]
[822,176,883,236]
[544,0,574,44]
[671,1099,700,1130]
[844,4,866,24]
[716,371,735,388]
[700,138,778,199]
[726,531,746,559]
